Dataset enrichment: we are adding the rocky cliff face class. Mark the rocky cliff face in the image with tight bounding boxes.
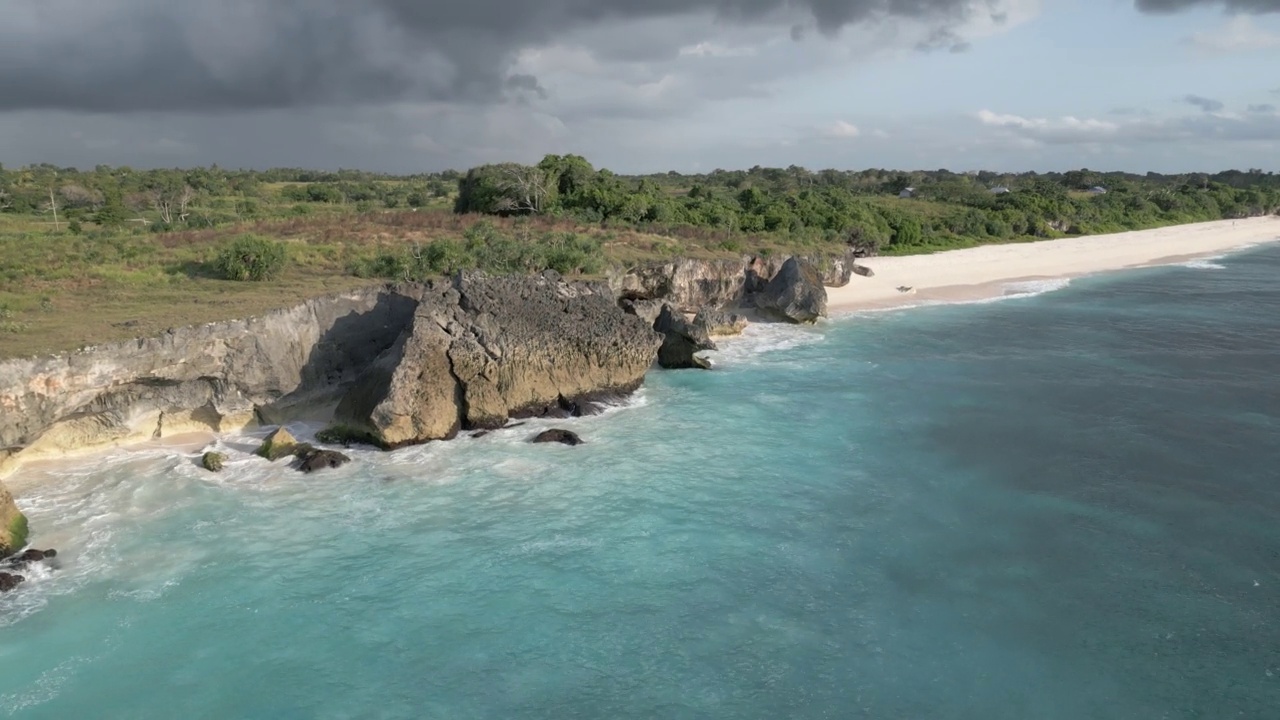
[0,286,417,475]
[332,271,662,448]
[610,246,861,313]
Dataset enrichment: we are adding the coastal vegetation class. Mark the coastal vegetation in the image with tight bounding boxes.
[1,159,1277,357]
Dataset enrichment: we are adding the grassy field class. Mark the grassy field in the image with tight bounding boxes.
[0,209,774,359]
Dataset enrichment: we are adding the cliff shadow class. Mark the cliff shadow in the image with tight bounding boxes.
[256,288,419,424]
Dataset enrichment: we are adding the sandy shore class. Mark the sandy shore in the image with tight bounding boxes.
[827,217,1280,313]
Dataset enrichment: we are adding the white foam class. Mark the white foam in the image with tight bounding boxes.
[1000,278,1074,297]
[1180,258,1226,270]
[706,321,825,366]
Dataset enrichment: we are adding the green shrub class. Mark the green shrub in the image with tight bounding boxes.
[215,235,287,281]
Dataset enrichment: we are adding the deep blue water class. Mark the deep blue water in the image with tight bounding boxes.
[2,246,1279,719]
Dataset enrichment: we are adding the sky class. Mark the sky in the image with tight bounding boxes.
[1,0,1278,174]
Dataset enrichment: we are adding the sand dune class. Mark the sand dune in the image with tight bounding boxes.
[827,216,1280,312]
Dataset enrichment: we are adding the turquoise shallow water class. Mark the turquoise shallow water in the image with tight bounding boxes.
[3,245,1279,719]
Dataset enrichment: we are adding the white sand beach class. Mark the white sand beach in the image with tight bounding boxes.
[827,216,1280,313]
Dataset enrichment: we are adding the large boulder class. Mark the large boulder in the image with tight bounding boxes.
[331,272,662,448]
[654,304,716,370]
[756,258,828,324]
[692,307,748,337]
[0,483,28,560]
[0,572,23,593]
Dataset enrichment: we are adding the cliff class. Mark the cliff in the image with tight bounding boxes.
[332,271,662,447]
[0,286,417,476]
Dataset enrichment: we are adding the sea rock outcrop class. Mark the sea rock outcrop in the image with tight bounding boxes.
[331,272,661,448]
[0,547,58,594]
[294,446,351,473]
[0,286,417,475]
[3,548,56,570]
[692,307,748,337]
[1,483,28,559]
[532,429,584,446]
[654,304,716,370]
[756,257,828,324]
[256,427,299,461]
[201,451,225,472]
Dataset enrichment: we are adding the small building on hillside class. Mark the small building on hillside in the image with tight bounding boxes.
[990,185,1011,194]
[898,187,916,199]
[1088,186,1107,195]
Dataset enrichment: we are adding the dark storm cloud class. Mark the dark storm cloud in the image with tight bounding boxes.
[1183,94,1225,112]
[1248,103,1277,112]
[1134,0,1280,11]
[0,0,1002,113]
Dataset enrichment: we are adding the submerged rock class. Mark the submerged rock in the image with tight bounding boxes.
[294,445,351,473]
[654,304,716,370]
[201,451,226,472]
[3,548,57,571]
[0,483,28,560]
[692,307,748,337]
[333,272,661,448]
[756,258,828,324]
[255,427,298,461]
[532,429,584,446]
[0,572,23,593]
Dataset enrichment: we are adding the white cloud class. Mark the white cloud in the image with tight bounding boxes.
[823,120,862,138]
[678,41,758,58]
[1187,16,1280,54]
[975,105,1280,146]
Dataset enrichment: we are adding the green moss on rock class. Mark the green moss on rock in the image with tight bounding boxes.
[201,451,226,472]
[1,484,29,558]
[316,425,386,449]
[255,427,299,461]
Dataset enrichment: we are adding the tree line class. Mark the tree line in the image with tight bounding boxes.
[453,156,1280,254]
[3,158,1277,260]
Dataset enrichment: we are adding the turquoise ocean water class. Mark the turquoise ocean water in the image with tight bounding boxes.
[2,245,1278,719]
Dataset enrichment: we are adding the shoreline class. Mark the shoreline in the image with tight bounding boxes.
[826,217,1280,313]
[5,217,1278,495]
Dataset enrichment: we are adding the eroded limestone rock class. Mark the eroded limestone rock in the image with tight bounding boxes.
[332,272,661,448]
